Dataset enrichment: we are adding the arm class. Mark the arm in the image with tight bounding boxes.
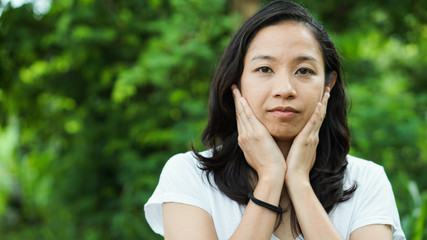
[230,171,284,239]
[163,173,284,240]
[163,85,286,239]
[286,175,344,240]
[284,88,344,240]
[286,178,392,240]
[163,202,218,240]
[351,225,392,240]
[284,88,392,240]
[229,85,286,239]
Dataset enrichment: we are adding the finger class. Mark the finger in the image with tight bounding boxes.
[319,87,331,120]
[298,100,324,138]
[312,102,324,133]
[309,89,331,135]
[310,86,331,127]
[231,85,243,131]
[239,97,260,129]
[231,85,250,132]
[235,90,254,132]
[309,102,322,128]
[322,87,331,107]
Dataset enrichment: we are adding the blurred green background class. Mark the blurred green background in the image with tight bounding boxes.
[0,0,425,239]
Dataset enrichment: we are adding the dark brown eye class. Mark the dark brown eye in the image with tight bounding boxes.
[296,68,314,75]
[257,67,272,73]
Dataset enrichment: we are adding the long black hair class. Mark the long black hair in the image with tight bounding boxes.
[193,0,356,236]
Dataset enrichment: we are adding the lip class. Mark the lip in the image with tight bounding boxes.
[268,106,299,119]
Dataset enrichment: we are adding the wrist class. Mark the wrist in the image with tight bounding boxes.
[255,170,285,196]
[258,168,285,185]
[251,174,284,211]
[286,177,312,203]
[285,172,311,191]
[248,192,283,214]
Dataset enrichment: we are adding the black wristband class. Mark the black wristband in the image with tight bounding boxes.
[248,192,283,214]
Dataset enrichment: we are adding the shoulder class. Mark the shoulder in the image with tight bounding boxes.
[144,149,217,235]
[345,155,386,184]
[344,155,394,197]
[160,149,213,181]
[146,149,249,239]
[346,155,384,173]
[162,151,201,172]
[344,155,395,202]
[332,155,406,239]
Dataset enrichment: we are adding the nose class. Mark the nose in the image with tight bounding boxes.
[271,74,297,99]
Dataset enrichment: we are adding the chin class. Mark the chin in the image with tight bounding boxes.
[269,130,298,142]
[265,121,305,141]
[263,122,303,142]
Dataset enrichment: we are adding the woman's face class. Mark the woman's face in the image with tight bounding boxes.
[240,21,326,142]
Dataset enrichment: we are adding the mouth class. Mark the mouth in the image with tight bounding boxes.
[268,106,299,119]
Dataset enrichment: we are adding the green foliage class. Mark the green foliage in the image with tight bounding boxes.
[0,0,426,239]
[0,0,239,239]
[403,181,427,240]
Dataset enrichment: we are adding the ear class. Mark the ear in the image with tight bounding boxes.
[327,71,337,89]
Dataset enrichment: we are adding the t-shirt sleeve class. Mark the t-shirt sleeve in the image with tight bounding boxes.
[144,152,212,236]
[350,164,406,239]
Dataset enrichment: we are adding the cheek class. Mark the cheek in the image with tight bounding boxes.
[243,91,264,113]
[240,72,253,95]
[311,80,325,100]
[240,76,263,108]
[304,87,324,111]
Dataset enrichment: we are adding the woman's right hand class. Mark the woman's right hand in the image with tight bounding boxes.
[231,85,286,179]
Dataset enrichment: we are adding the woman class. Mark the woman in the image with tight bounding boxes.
[144,1,405,239]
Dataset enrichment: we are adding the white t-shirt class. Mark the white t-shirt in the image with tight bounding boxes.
[144,150,406,240]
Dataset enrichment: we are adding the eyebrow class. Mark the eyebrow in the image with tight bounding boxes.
[250,55,319,63]
[251,55,276,62]
[295,56,319,63]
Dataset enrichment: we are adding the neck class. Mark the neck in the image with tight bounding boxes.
[275,139,293,159]
[275,139,293,205]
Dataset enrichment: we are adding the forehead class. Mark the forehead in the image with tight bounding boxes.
[245,21,324,66]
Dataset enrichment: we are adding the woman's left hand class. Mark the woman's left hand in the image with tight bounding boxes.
[285,87,331,184]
